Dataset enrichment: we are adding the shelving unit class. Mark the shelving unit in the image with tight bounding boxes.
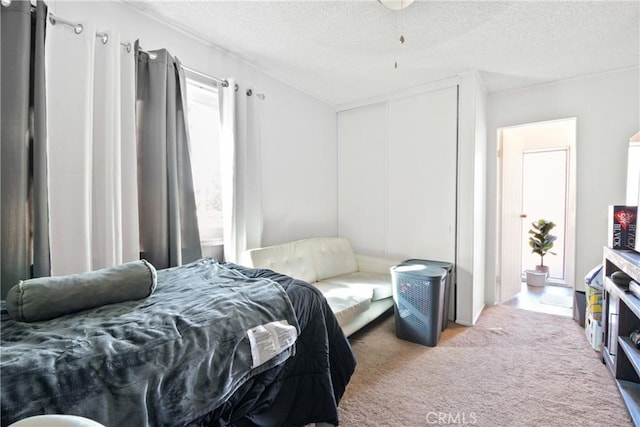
[602,246,640,425]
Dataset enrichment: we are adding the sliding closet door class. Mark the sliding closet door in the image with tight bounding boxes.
[337,103,387,253]
[337,86,458,261]
[387,86,458,262]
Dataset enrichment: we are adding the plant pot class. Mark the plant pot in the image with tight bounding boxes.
[526,270,548,287]
[535,265,549,274]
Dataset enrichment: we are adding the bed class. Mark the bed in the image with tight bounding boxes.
[0,258,356,426]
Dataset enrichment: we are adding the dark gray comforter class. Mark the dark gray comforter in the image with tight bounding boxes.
[209,264,356,427]
[1,259,303,426]
[1,259,357,427]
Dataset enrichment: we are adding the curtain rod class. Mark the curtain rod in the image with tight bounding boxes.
[181,65,229,88]
[138,46,230,89]
[45,11,229,89]
[48,12,131,51]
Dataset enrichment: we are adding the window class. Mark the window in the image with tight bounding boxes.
[185,76,223,251]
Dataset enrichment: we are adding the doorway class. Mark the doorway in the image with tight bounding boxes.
[498,118,577,307]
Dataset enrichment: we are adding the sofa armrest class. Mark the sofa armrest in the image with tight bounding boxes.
[355,254,405,275]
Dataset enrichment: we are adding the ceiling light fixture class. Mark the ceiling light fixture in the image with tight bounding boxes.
[378,0,415,11]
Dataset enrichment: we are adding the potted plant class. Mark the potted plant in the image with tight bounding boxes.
[526,219,557,286]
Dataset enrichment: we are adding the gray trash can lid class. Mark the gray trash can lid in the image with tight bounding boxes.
[392,264,446,278]
[401,259,453,270]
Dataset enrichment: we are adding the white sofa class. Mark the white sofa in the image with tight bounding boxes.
[245,237,403,336]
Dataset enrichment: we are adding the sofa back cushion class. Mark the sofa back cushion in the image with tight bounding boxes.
[247,240,318,284]
[308,237,358,281]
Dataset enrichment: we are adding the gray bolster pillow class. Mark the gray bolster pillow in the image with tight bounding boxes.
[6,259,157,322]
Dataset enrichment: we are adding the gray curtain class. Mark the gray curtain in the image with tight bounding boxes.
[1,1,50,298]
[136,46,202,269]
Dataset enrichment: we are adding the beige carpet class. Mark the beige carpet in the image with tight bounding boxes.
[338,305,632,427]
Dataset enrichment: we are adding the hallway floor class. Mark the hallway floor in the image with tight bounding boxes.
[502,282,574,318]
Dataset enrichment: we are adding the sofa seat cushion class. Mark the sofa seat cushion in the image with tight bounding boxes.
[313,282,372,327]
[320,272,392,301]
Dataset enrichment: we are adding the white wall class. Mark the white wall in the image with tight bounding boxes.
[259,83,337,245]
[49,0,338,248]
[457,71,488,325]
[486,67,640,301]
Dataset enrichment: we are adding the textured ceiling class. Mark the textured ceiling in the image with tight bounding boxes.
[124,0,640,107]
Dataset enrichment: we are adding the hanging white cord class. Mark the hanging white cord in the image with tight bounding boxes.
[395,0,406,69]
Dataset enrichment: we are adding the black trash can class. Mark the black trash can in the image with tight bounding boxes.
[391,262,447,347]
[401,259,453,331]
[575,290,586,328]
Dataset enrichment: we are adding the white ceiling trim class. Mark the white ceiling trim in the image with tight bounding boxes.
[335,75,461,112]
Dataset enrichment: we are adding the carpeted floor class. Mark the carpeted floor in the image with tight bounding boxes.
[338,305,632,427]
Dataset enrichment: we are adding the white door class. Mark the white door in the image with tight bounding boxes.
[499,129,525,302]
[337,103,387,252]
[387,86,458,263]
[337,86,458,264]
